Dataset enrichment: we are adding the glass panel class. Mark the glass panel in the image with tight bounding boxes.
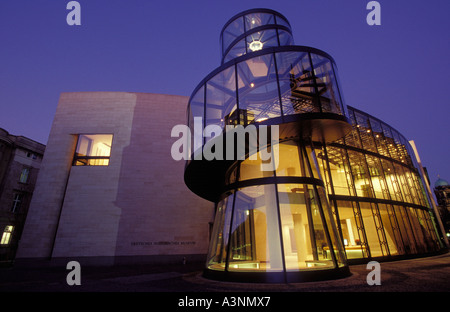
[1,225,14,245]
[415,209,439,252]
[411,172,429,207]
[237,54,281,124]
[228,185,283,272]
[226,162,238,185]
[421,210,441,250]
[315,146,333,195]
[278,30,294,46]
[278,184,336,270]
[207,194,234,271]
[378,204,402,255]
[394,205,417,254]
[222,17,245,54]
[343,110,363,149]
[370,118,390,157]
[372,203,390,256]
[11,193,24,213]
[75,134,112,157]
[275,140,303,177]
[407,208,427,253]
[310,53,342,115]
[74,134,113,166]
[188,86,204,160]
[399,136,413,167]
[19,168,30,183]
[74,158,110,166]
[275,15,290,28]
[391,129,404,162]
[206,66,236,132]
[365,155,389,200]
[404,169,421,205]
[347,150,373,198]
[354,111,377,153]
[304,145,320,179]
[325,145,355,196]
[245,12,275,30]
[276,51,317,116]
[238,147,275,181]
[316,186,347,267]
[381,123,398,159]
[223,39,246,63]
[359,202,383,257]
[332,63,348,117]
[336,200,368,259]
[380,159,403,201]
[393,163,413,204]
[392,131,407,163]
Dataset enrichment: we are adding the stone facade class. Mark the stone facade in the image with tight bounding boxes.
[16,92,214,265]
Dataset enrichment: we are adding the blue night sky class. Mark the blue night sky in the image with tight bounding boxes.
[0,0,449,187]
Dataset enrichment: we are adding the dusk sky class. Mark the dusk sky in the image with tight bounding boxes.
[0,0,449,188]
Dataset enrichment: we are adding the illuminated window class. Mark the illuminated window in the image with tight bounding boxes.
[0,226,14,245]
[19,167,30,183]
[73,134,113,166]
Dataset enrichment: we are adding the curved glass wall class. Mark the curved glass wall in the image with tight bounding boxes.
[187,46,350,164]
[204,107,444,281]
[313,106,444,260]
[205,140,349,283]
[220,9,293,64]
[207,183,346,272]
[185,8,446,283]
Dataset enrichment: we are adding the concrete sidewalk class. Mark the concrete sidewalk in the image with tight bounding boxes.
[0,252,449,292]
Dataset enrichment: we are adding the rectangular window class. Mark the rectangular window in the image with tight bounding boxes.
[19,167,30,183]
[11,193,24,213]
[0,225,14,245]
[73,134,113,166]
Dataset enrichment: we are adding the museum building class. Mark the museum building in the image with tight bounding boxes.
[15,9,447,283]
[184,9,447,282]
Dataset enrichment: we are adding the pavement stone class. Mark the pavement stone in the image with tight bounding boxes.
[0,252,449,293]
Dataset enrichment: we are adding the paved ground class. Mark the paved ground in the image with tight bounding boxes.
[1,252,449,293]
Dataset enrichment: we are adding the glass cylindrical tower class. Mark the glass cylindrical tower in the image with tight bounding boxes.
[185,8,353,283]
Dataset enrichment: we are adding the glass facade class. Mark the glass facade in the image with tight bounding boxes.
[185,9,446,283]
[187,47,350,160]
[220,9,293,64]
[320,106,443,259]
[207,141,348,278]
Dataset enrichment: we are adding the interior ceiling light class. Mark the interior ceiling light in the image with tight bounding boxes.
[249,40,263,52]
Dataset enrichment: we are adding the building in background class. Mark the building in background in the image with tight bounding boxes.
[0,128,45,265]
[434,177,450,235]
[184,8,447,283]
